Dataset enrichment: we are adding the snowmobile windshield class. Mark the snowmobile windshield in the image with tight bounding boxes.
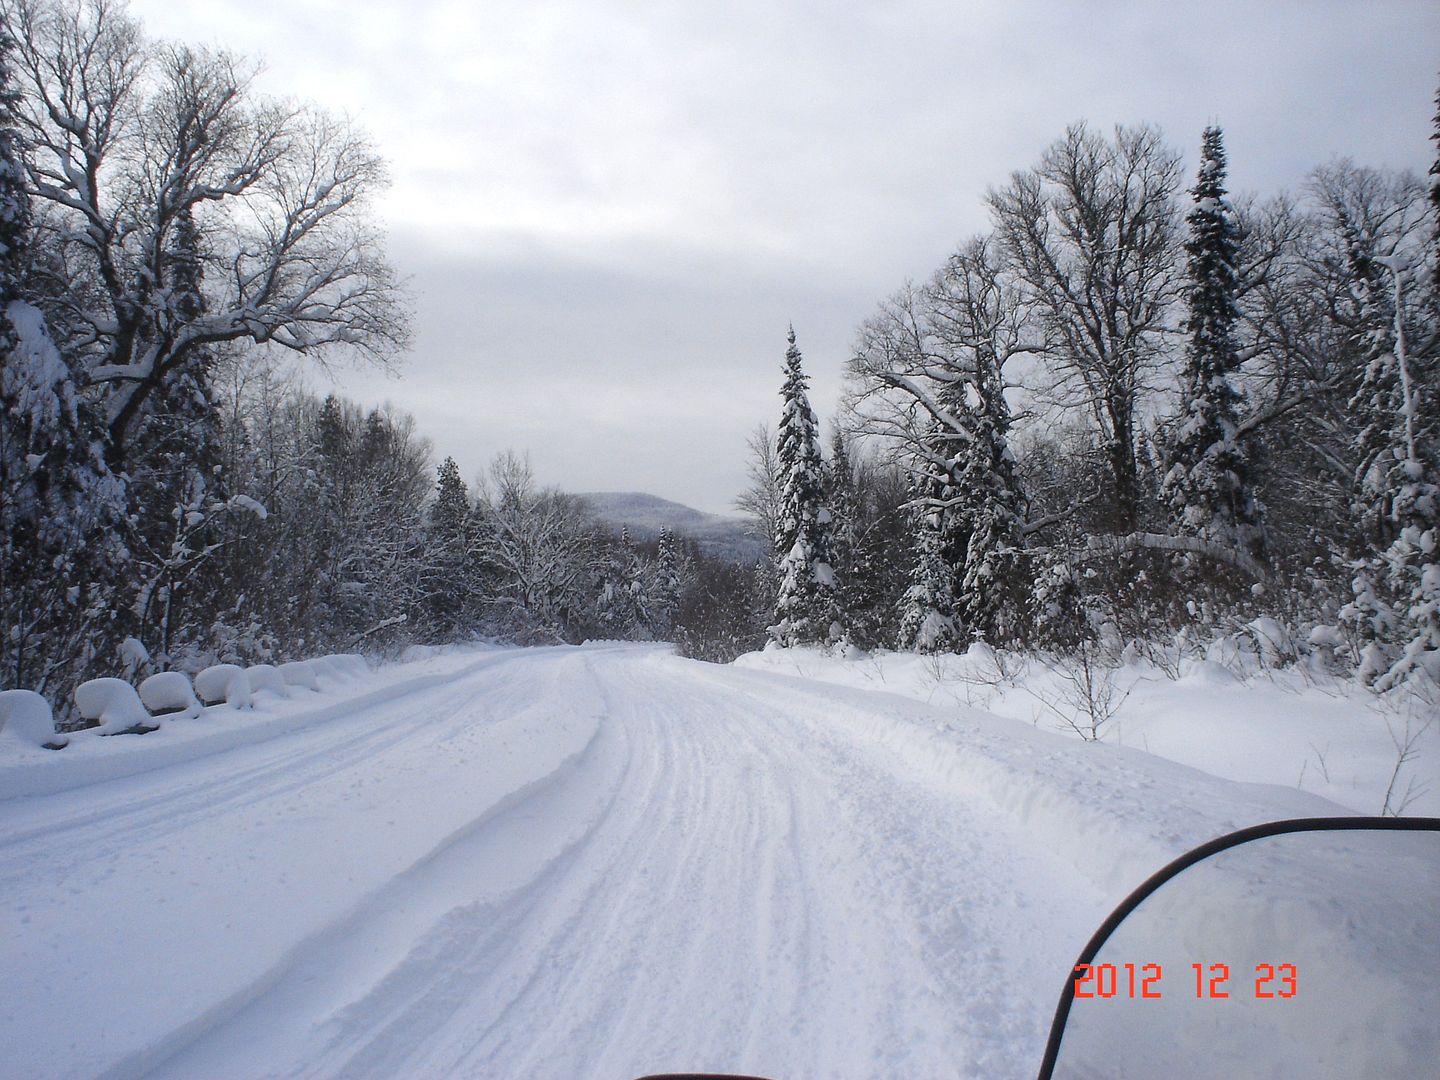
[1040,818,1440,1080]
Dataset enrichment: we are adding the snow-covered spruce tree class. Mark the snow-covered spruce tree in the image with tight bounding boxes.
[1161,127,1265,560]
[889,383,1018,654]
[825,429,860,643]
[952,338,1029,644]
[0,24,125,700]
[1337,243,1439,688]
[769,328,839,647]
[591,533,631,639]
[651,527,690,639]
[125,206,232,665]
[289,396,430,654]
[1028,555,1089,651]
[423,455,481,639]
[1431,80,1440,287]
[590,526,653,640]
[842,457,910,650]
[896,486,959,653]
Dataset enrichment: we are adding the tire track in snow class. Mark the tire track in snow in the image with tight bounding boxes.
[640,654,1110,1077]
[187,648,1101,1078]
[136,676,624,1080]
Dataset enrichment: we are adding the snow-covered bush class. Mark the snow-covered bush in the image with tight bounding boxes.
[0,689,64,750]
[1241,617,1298,669]
[278,660,320,692]
[138,672,202,719]
[1201,618,1302,679]
[194,664,252,709]
[73,679,155,734]
[245,664,289,700]
[1305,624,1347,673]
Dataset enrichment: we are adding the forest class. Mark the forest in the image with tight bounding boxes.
[2,0,1437,724]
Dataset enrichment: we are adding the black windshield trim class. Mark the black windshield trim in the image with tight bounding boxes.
[1035,815,1440,1080]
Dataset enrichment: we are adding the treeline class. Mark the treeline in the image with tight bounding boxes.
[750,111,1439,689]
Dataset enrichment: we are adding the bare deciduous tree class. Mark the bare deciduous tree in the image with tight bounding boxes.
[734,422,783,557]
[477,451,597,641]
[988,123,1183,533]
[4,0,410,466]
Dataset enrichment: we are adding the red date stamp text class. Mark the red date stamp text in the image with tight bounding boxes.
[1072,962,1298,1000]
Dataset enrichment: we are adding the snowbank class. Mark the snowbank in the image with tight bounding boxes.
[278,660,320,692]
[735,646,1440,818]
[195,664,252,709]
[0,646,494,802]
[0,690,64,751]
[139,672,202,719]
[245,664,289,700]
[73,678,155,735]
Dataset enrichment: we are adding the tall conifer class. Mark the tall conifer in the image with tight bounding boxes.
[1337,227,1439,688]
[1,29,125,696]
[953,350,1028,643]
[1161,126,1264,557]
[770,328,838,646]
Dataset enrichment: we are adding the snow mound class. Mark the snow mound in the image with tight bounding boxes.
[74,679,154,734]
[278,660,320,692]
[1179,657,1242,684]
[138,672,202,719]
[246,664,289,700]
[0,690,64,750]
[194,664,252,710]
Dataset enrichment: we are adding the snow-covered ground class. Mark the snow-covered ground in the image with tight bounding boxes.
[0,643,1435,1079]
[738,642,1440,818]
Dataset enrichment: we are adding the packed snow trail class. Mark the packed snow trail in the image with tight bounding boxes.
[0,644,1366,1079]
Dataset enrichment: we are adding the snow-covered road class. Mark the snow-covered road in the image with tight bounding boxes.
[0,644,1415,1079]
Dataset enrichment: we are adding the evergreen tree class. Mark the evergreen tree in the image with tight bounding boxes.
[1161,127,1265,558]
[591,526,653,640]
[652,527,689,638]
[825,430,860,643]
[952,348,1029,643]
[853,239,1032,648]
[769,328,839,646]
[432,456,471,536]
[592,539,629,638]
[425,456,480,638]
[126,205,228,662]
[1430,80,1440,286]
[894,368,1027,649]
[1337,236,1439,688]
[1028,556,1089,651]
[841,460,909,651]
[1,27,125,700]
[897,495,959,652]
[897,411,970,647]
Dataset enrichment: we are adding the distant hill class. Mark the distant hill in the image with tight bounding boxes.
[577,492,766,563]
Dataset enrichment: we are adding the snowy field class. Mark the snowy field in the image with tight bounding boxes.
[0,643,1435,1079]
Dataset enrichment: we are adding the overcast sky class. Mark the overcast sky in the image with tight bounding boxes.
[127,0,1438,514]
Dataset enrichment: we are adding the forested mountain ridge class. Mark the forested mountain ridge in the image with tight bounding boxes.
[578,492,765,562]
